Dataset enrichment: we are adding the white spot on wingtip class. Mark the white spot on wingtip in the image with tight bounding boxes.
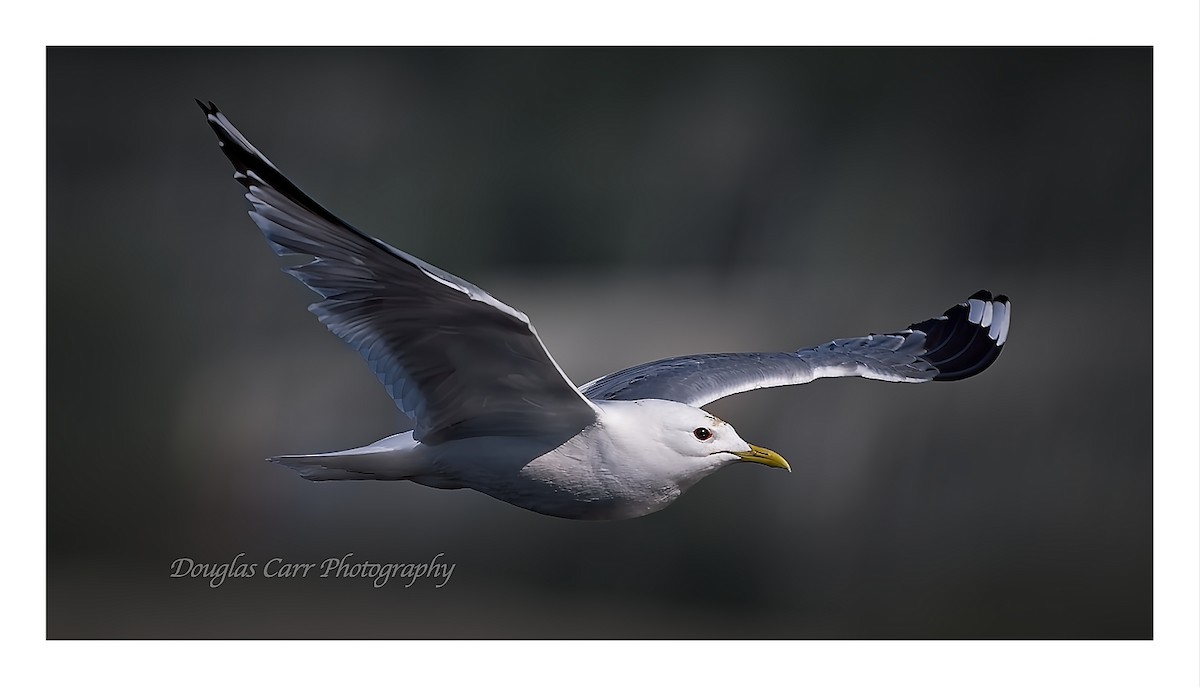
[966,299,985,324]
[997,300,1012,345]
[980,301,993,328]
[986,301,1004,340]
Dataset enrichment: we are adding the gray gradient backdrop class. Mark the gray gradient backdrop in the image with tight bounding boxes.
[48,48,1151,638]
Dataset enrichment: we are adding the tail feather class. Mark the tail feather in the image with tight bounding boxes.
[269,440,424,481]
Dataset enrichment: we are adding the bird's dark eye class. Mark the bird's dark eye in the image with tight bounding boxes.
[693,427,713,441]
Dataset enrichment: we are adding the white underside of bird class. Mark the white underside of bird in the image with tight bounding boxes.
[199,101,1011,521]
[273,399,786,520]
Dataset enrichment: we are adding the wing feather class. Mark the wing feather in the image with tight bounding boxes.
[199,101,597,444]
[580,291,1010,407]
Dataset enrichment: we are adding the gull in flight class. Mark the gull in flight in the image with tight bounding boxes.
[198,101,1011,520]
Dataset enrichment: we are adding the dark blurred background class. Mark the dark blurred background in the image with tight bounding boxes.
[47,48,1151,638]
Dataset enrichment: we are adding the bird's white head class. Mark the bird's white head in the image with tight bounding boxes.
[598,399,791,491]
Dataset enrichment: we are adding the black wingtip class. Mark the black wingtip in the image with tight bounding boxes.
[198,101,364,235]
[909,291,1011,382]
[197,101,275,179]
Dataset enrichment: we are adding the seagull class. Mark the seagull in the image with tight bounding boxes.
[198,100,1011,521]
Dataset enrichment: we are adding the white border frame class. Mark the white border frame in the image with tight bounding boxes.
[5,1,1196,684]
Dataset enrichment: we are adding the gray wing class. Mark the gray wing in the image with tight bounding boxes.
[580,291,1010,407]
[199,101,597,444]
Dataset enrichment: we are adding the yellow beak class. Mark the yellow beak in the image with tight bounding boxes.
[733,444,791,472]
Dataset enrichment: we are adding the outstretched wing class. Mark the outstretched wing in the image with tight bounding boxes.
[580,291,1010,407]
[198,101,597,444]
